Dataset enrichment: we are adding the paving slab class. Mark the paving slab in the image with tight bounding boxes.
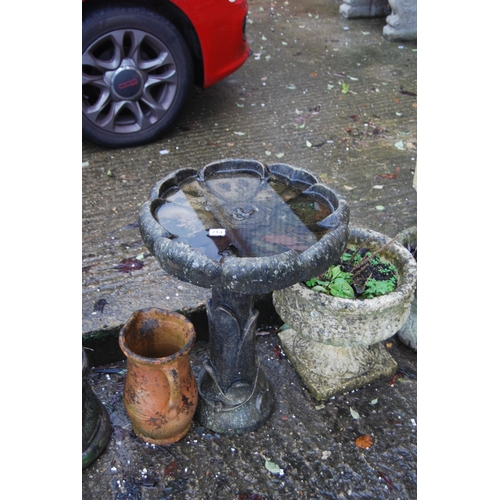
[82,0,417,497]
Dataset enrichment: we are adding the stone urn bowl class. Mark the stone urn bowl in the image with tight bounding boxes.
[395,226,417,351]
[273,227,417,400]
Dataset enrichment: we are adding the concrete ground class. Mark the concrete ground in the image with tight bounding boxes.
[82,0,417,498]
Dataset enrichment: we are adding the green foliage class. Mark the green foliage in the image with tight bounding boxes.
[306,265,355,299]
[361,276,396,298]
[305,247,398,300]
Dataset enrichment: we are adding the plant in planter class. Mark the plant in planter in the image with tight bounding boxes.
[304,240,399,300]
[273,227,417,401]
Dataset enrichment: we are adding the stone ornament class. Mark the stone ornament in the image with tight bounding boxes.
[384,0,417,41]
[273,227,417,400]
[339,0,389,19]
[339,0,417,41]
[139,159,350,433]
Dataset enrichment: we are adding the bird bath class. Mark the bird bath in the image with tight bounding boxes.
[139,159,350,434]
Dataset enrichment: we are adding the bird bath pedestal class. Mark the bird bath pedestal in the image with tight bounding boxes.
[139,160,349,434]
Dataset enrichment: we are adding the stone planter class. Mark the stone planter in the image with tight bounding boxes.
[273,227,417,400]
[395,226,417,351]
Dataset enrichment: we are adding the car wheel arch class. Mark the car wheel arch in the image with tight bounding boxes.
[82,0,204,87]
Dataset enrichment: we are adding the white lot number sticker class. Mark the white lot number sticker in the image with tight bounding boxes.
[208,228,226,237]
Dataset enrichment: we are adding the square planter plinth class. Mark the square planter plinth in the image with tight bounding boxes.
[278,328,397,400]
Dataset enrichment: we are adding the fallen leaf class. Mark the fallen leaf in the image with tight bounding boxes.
[388,372,405,386]
[355,435,374,449]
[306,140,312,147]
[286,84,296,90]
[375,205,385,210]
[275,152,285,158]
[377,173,399,179]
[265,459,283,475]
[399,87,417,97]
[370,398,378,405]
[93,298,108,313]
[395,140,405,150]
[372,185,384,189]
[234,131,246,135]
[121,221,139,230]
[116,258,144,273]
[350,407,360,419]
[164,460,178,476]
[274,345,282,359]
[343,185,355,190]
[379,471,395,488]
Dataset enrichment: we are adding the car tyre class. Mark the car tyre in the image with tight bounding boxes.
[82,7,193,148]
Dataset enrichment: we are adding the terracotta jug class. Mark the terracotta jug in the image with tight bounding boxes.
[119,308,198,444]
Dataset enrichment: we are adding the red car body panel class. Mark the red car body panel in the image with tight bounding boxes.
[169,0,250,87]
[83,0,250,89]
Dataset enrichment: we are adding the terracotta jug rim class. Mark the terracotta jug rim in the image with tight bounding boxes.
[119,307,196,365]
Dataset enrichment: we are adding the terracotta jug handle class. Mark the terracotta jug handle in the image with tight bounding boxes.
[161,367,181,409]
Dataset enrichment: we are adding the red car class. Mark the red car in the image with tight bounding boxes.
[82,0,250,148]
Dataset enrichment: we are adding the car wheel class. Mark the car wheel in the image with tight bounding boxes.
[82,7,193,148]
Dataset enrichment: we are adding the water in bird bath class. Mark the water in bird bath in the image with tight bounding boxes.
[154,173,332,261]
